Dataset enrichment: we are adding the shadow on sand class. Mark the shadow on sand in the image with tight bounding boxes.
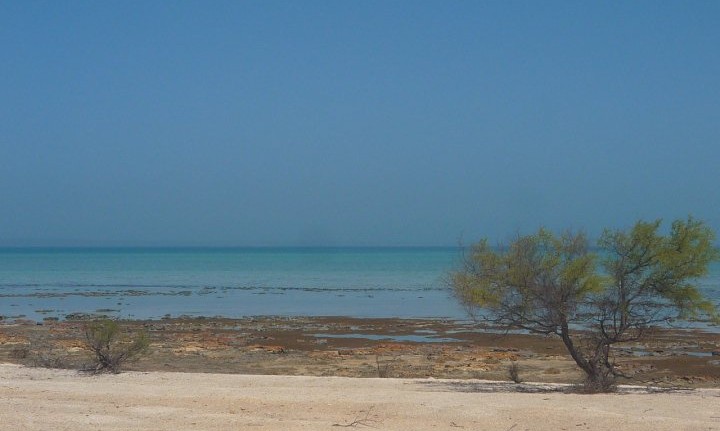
[414,379,700,395]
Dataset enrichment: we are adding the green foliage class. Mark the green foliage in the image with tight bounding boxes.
[453,229,603,333]
[599,217,719,322]
[452,217,719,391]
[84,319,150,373]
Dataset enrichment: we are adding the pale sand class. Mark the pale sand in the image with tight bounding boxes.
[1,364,718,431]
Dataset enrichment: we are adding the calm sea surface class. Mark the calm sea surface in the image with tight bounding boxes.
[0,247,464,321]
[0,247,718,322]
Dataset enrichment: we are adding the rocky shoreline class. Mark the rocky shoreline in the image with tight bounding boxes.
[1,316,718,388]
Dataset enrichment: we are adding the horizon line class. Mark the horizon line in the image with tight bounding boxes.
[0,243,461,249]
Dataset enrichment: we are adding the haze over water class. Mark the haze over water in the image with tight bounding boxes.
[2,3,720,248]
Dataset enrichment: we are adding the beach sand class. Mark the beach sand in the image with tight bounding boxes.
[1,363,718,431]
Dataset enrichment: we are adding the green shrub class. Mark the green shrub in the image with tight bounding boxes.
[84,319,149,373]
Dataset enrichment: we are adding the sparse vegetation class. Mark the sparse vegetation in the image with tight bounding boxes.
[22,338,76,369]
[84,319,149,373]
[507,361,522,383]
[375,355,389,378]
[32,349,72,369]
[9,346,29,360]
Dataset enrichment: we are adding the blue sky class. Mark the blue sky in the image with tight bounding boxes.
[1,1,719,246]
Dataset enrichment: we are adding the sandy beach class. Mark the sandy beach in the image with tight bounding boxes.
[2,317,719,430]
[1,363,719,431]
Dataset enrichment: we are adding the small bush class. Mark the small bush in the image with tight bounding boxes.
[507,361,522,383]
[23,341,74,369]
[84,319,149,373]
[579,373,617,394]
[9,346,30,360]
[33,350,72,369]
[21,339,75,369]
[376,355,389,378]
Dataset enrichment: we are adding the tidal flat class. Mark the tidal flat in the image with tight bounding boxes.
[1,316,718,388]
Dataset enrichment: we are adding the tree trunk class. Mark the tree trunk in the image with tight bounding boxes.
[559,322,616,391]
[559,321,591,375]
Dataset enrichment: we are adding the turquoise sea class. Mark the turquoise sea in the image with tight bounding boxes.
[0,247,718,322]
[0,247,464,321]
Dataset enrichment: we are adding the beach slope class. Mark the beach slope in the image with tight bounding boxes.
[1,364,718,431]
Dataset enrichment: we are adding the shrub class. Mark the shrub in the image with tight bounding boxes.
[84,319,149,373]
[507,361,522,383]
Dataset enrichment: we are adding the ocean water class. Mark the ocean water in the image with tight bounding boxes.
[0,247,465,321]
[0,247,718,322]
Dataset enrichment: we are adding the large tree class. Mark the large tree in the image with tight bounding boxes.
[452,217,718,391]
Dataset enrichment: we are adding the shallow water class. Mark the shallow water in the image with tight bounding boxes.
[0,247,718,323]
[0,247,465,320]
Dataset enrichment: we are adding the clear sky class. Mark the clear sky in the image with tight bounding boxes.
[1,1,719,246]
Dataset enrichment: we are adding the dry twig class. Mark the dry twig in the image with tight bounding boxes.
[332,406,380,428]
